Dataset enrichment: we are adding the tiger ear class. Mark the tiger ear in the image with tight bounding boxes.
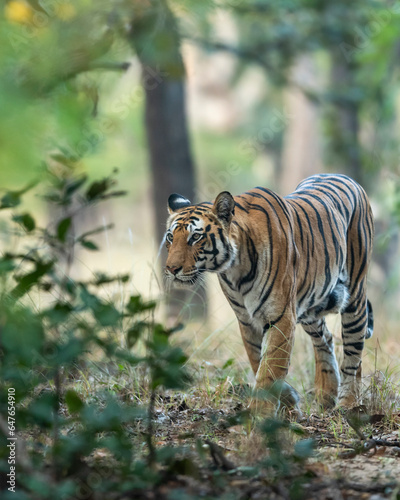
[168,193,191,214]
[213,191,235,225]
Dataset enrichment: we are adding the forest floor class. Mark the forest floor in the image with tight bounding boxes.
[9,364,400,500]
[129,377,400,500]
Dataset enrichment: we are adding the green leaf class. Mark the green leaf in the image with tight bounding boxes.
[50,153,77,168]
[65,389,84,413]
[12,213,36,232]
[222,358,235,370]
[50,337,85,365]
[0,182,37,209]
[65,175,87,196]
[127,321,147,348]
[126,295,156,315]
[0,254,15,274]
[79,286,120,326]
[80,239,99,251]
[1,306,45,365]
[86,178,112,201]
[11,260,54,301]
[43,302,73,324]
[42,192,62,204]
[99,190,128,200]
[0,191,21,209]
[57,217,72,242]
[92,272,129,286]
[27,393,59,428]
[96,302,121,326]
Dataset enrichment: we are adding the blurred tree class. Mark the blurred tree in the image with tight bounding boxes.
[2,0,400,310]
[128,0,206,320]
[187,0,399,189]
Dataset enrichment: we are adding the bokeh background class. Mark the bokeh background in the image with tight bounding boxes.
[1,0,399,391]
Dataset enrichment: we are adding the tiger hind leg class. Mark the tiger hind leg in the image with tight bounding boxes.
[302,318,340,408]
[338,290,372,408]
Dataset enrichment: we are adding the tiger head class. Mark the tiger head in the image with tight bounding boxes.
[165,191,237,287]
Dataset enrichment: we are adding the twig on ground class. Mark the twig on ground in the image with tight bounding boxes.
[373,438,400,447]
[146,390,156,466]
[205,440,235,471]
[340,480,398,493]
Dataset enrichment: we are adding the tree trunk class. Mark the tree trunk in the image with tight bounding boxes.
[144,73,195,249]
[129,0,207,320]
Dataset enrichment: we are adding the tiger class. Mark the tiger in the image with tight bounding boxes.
[164,174,374,413]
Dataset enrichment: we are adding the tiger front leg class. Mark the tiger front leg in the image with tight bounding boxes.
[252,315,300,416]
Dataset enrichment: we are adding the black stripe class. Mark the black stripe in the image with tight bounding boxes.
[263,305,288,332]
[254,263,280,315]
[234,201,249,213]
[288,200,315,257]
[244,338,261,351]
[227,296,244,308]
[343,319,367,335]
[220,272,234,289]
[343,341,364,351]
[238,236,258,292]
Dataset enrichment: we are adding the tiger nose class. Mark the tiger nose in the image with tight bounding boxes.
[166,265,182,276]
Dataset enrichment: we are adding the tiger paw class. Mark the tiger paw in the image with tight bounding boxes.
[336,392,359,410]
[248,394,278,418]
[280,383,303,421]
[248,384,280,420]
[316,390,337,410]
[280,381,301,409]
[249,382,302,419]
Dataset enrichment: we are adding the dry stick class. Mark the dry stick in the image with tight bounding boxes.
[205,440,235,471]
[146,389,156,466]
[373,345,378,411]
[52,205,74,478]
[53,366,61,480]
[339,480,398,493]
[372,438,400,447]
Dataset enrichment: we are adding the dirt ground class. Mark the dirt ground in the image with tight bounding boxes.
[135,392,400,500]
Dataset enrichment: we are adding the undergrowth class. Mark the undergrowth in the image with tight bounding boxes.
[0,169,317,500]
